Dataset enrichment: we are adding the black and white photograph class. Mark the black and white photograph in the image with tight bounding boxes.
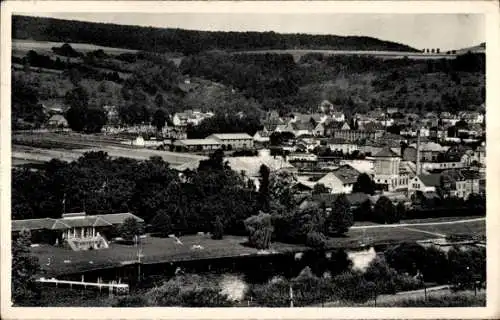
[1,1,499,318]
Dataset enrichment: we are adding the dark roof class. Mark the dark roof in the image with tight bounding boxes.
[12,212,144,232]
[11,218,57,232]
[332,165,360,184]
[373,147,400,158]
[360,122,384,132]
[97,213,144,224]
[293,122,315,131]
[417,174,441,187]
[326,121,350,130]
[312,192,369,206]
[442,169,481,181]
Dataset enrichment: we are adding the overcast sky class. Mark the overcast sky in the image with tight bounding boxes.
[19,12,485,51]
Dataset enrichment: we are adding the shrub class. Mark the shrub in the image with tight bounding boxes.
[447,246,486,289]
[146,274,234,307]
[246,278,290,307]
[384,242,427,276]
[333,271,375,303]
[305,231,327,248]
[211,216,224,240]
[180,287,233,307]
[113,295,149,307]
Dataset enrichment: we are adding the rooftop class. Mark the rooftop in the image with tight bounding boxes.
[175,139,221,146]
[209,133,254,140]
[417,174,442,187]
[331,165,361,184]
[373,147,400,158]
[12,212,144,232]
[311,192,370,207]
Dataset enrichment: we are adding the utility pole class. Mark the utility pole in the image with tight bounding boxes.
[62,193,66,214]
[137,235,142,284]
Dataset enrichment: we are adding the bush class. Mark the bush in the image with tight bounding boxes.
[247,268,339,307]
[246,278,290,307]
[447,246,486,289]
[333,271,375,303]
[211,216,224,240]
[384,242,427,276]
[180,287,233,307]
[305,231,327,248]
[113,295,149,307]
[146,274,234,307]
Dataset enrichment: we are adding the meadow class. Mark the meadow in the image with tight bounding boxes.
[12,39,138,56]
[31,218,485,278]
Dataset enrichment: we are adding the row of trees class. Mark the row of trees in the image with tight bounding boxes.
[12,150,259,237]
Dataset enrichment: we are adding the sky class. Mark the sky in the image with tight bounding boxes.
[19,12,485,51]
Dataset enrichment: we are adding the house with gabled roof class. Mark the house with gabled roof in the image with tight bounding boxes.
[408,174,441,196]
[208,133,254,150]
[253,130,271,145]
[315,164,361,194]
[12,212,144,251]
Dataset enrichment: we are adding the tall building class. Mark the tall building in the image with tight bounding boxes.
[373,147,401,192]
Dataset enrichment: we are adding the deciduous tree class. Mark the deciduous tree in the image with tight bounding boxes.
[244,212,274,249]
[12,229,41,305]
[326,193,353,235]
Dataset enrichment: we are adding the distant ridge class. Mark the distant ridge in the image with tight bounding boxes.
[12,15,418,54]
[456,42,485,55]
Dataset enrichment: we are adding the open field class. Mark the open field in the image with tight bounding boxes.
[12,132,207,166]
[318,289,485,307]
[232,49,457,63]
[405,220,486,237]
[32,235,307,277]
[31,218,485,277]
[12,39,138,55]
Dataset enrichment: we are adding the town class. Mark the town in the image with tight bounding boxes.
[10,13,486,309]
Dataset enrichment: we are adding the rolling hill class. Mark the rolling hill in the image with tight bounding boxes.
[12,15,418,54]
[456,42,486,55]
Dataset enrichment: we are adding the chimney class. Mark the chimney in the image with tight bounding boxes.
[416,129,421,176]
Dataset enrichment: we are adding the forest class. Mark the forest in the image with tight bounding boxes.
[13,15,418,54]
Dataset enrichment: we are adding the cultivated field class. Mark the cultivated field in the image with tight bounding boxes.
[232,49,457,63]
[12,132,207,166]
[12,39,138,56]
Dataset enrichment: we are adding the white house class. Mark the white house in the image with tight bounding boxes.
[408,174,441,196]
[253,131,271,144]
[316,165,360,194]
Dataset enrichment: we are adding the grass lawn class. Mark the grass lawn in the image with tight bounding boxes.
[32,235,307,277]
[31,218,485,277]
[326,227,439,248]
[406,220,486,237]
[398,216,484,224]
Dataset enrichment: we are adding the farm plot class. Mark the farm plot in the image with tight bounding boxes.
[12,39,138,55]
